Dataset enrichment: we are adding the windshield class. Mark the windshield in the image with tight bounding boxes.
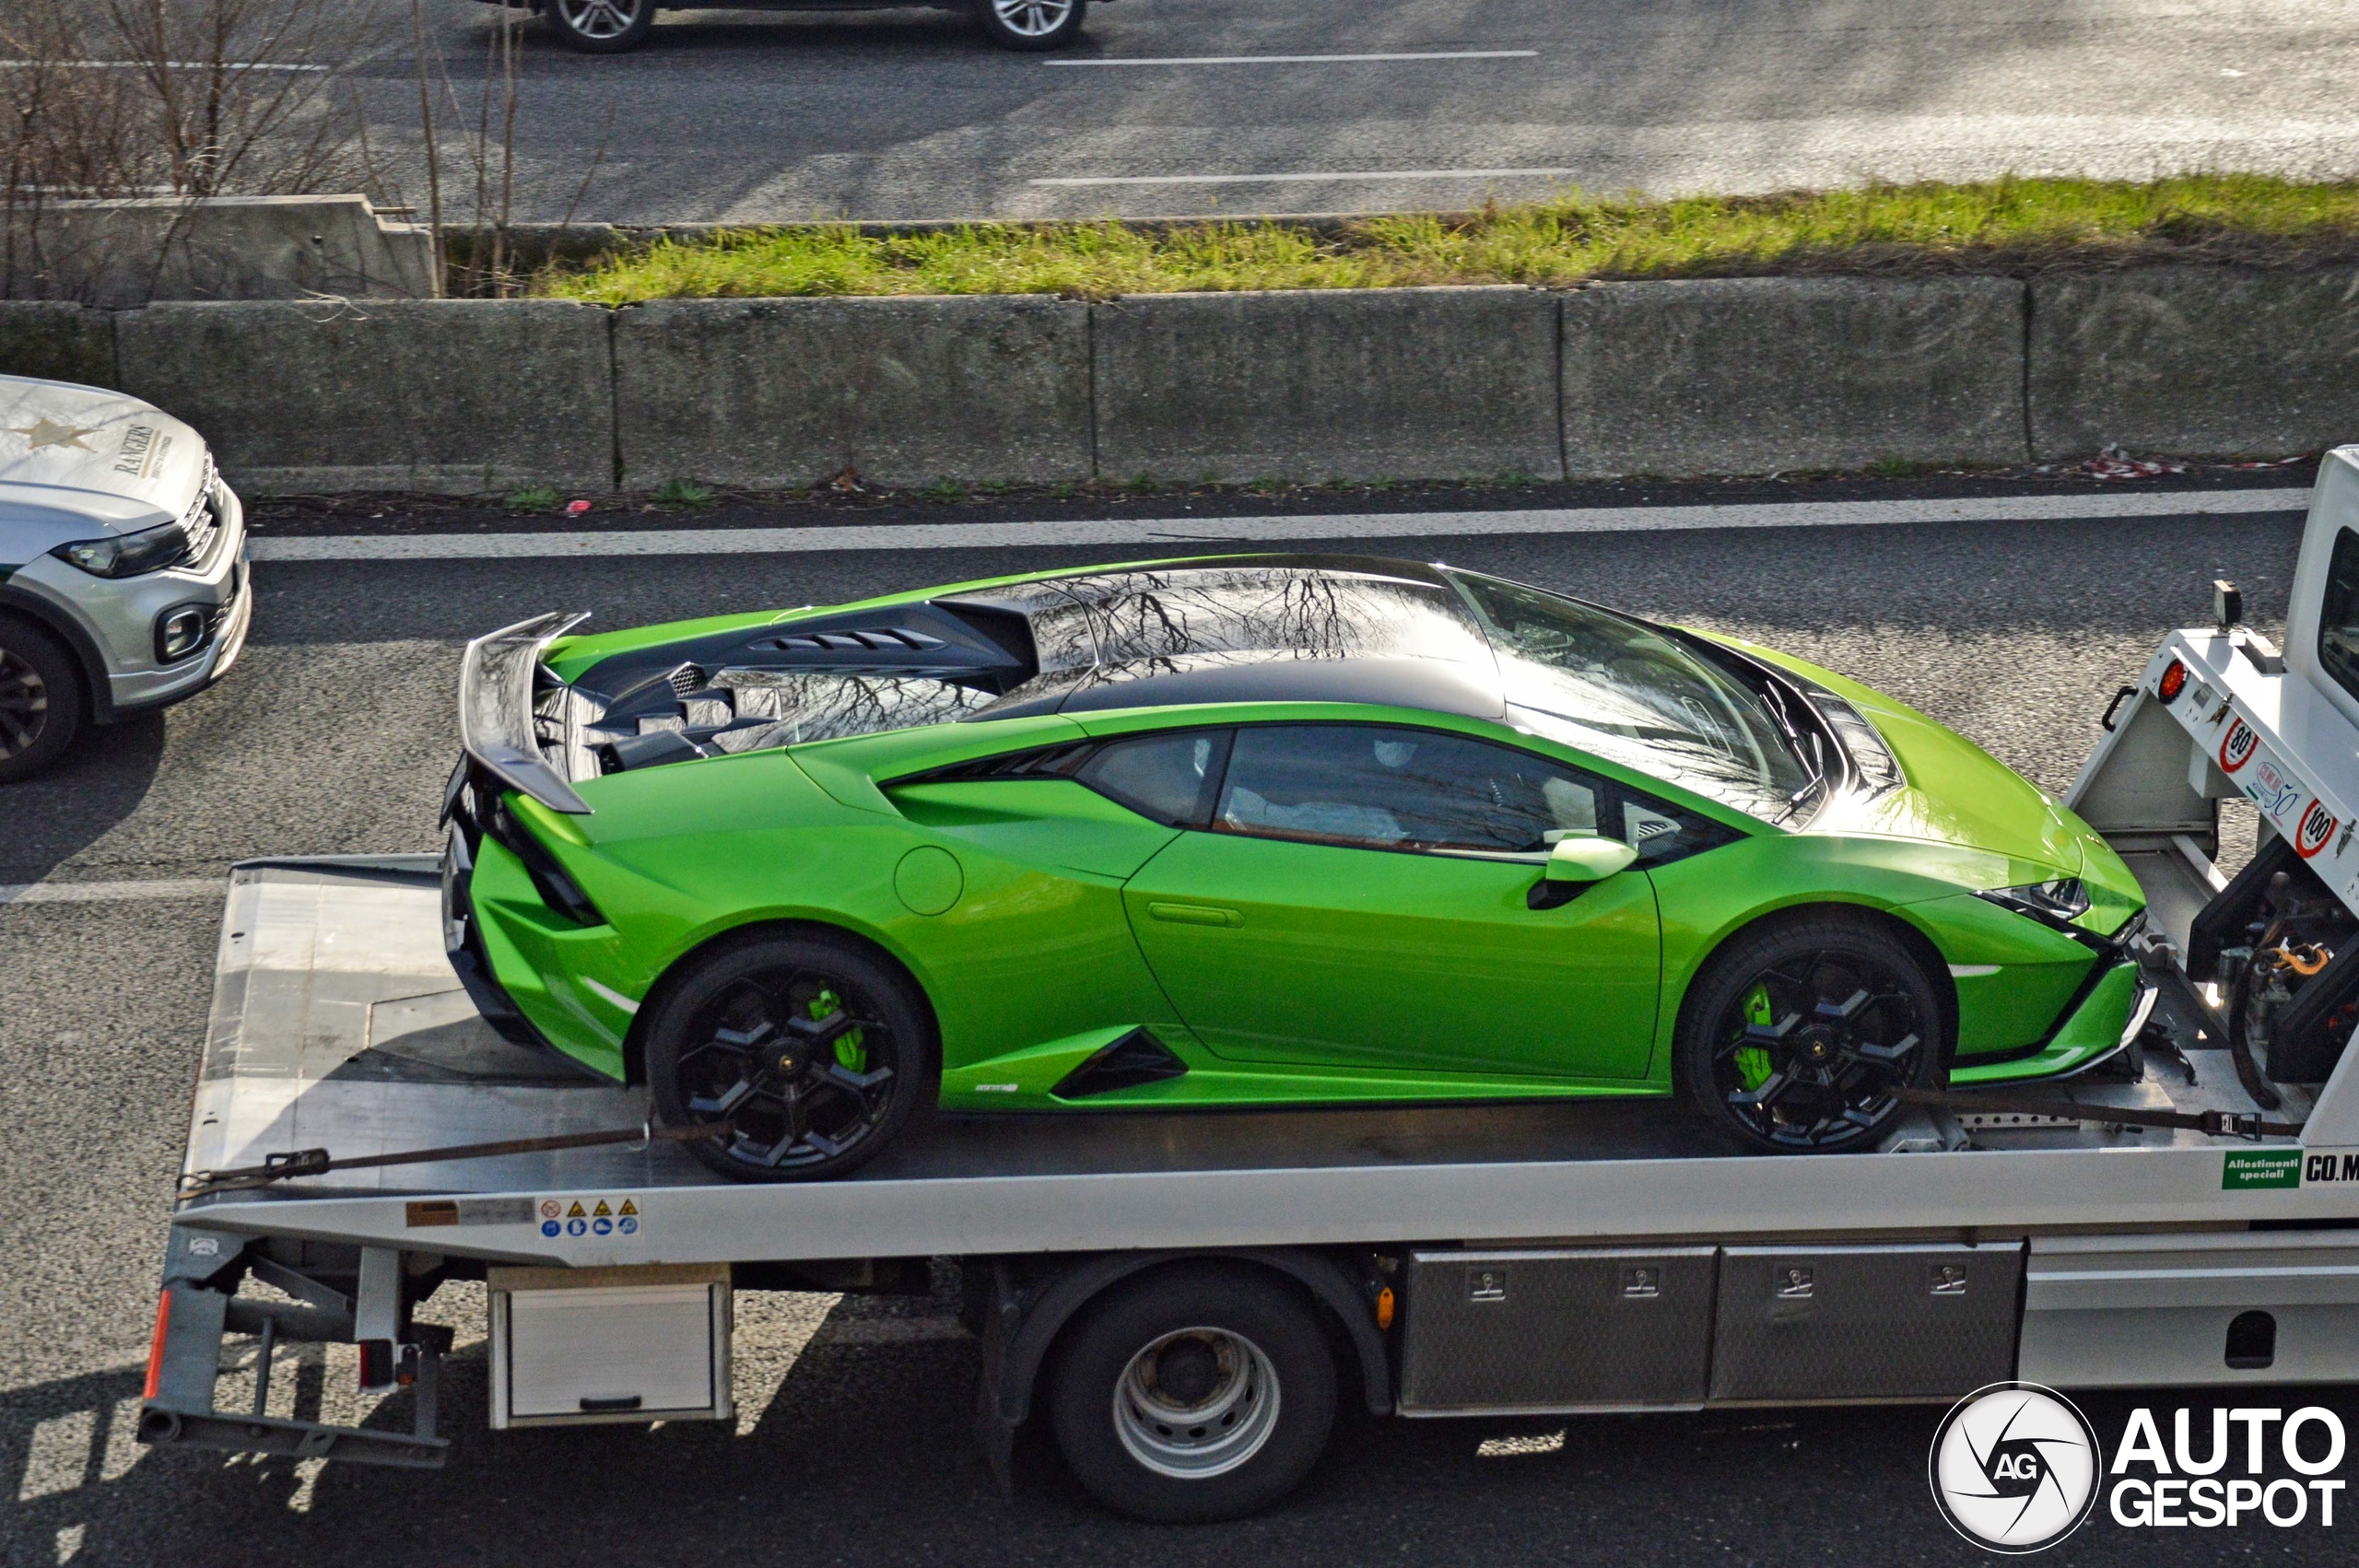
[1446,570,1816,823]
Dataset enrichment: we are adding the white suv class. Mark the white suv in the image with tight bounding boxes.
[0,375,250,781]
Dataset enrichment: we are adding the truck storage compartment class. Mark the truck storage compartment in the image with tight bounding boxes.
[1399,1247,1715,1412]
[1708,1243,2024,1402]
[488,1264,734,1428]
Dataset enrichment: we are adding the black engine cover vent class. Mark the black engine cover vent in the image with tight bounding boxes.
[1050,1028,1191,1100]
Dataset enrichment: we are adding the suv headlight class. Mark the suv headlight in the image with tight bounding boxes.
[1977,878,2092,925]
[52,521,192,578]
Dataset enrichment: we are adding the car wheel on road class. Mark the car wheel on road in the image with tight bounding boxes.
[1049,1263,1338,1523]
[0,614,84,783]
[1677,914,1944,1153]
[544,0,656,53]
[647,931,932,1182]
[971,0,1086,51]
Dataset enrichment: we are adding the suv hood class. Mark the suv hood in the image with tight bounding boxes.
[0,376,206,532]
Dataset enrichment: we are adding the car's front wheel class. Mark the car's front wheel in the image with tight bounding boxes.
[971,0,1086,51]
[1677,914,1943,1153]
[0,614,84,784]
[647,932,932,1182]
[544,0,656,53]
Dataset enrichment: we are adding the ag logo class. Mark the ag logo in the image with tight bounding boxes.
[2219,719,2259,773]
[1930,1383,2104,1553]
[2296,799,2338,860]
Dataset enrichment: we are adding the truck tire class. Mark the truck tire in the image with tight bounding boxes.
[1047,1262,1337,1523]
[647,931,933,1182]
[544,0,656,53]
[971,0,1086,51]
[0,613,84,783]
[1677,913,1943,1153]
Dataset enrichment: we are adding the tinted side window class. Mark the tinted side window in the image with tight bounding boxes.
[1074,730,1232,826]
[2320,528,2359,706]
[1214,724,1601,853]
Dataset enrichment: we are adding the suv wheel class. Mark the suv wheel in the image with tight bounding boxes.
[546,0,656,53]
[0,614,84,783]
[972,0,1086,51]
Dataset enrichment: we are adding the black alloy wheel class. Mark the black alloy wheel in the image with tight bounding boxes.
[648,934,931,1182]
[0,614,84,783]
[1678,915,1942,1153]
[545,0,656,53]
[971,0,1086,51]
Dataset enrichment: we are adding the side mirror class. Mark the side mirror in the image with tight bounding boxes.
[1530,835,1638,909]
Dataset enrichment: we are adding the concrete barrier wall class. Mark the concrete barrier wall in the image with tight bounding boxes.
[616,296,1091,488]
[113,300,613,494]
[1092,287,1562,483]
[2027,267,2359,461]
[1563,277,2030,475]
[4,268,2354,494]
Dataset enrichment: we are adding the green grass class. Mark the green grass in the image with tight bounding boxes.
[502,485,561,511]
[651,478,716,509]
[538,176,2359,304]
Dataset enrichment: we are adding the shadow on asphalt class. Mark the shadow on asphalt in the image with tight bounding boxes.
[12,1307,2359,1568]
[0,709,165,885]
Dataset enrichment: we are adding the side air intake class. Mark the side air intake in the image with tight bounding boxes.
[1050,1029,1190,1100]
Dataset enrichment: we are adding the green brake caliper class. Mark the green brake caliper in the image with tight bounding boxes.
[811,988,865,1071]
[1732,983,1775,1091]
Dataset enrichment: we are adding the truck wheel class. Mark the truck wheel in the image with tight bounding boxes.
[1048,1263,1337,1523]
[647,933,932,1182]
[1677,914,1942,1153]
[545,0,656,53]
[971,0,1086,51]
[0,614,84,783]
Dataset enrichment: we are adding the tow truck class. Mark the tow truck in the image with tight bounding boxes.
[135,453,2359,1521]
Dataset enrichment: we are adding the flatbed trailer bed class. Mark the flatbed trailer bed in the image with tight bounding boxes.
[137,451,2359,1514]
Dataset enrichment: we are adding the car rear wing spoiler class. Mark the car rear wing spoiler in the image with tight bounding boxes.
[459,611,593,815]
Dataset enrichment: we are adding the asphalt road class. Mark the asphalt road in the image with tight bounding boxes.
[5,486,2353,1566]
[349,0,2359,221]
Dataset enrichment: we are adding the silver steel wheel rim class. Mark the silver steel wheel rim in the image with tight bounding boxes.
[991,0,1074,37]
[0,649,49,760]
[556,0,640,39]
[1112,1327,1281,1480]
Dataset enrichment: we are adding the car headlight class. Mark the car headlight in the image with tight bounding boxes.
[52,521,192,578]
[1977,878,2092,925]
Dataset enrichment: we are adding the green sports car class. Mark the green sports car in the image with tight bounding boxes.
[441,555,2152,1178]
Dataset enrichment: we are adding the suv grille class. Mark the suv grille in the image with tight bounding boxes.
[176,457,221,568]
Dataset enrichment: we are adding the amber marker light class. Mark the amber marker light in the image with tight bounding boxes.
[143,1292,171,1399]
[1375,1286,1395,1330]
[2158,660,2188,702]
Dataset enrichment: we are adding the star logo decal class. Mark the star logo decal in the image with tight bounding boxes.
[5,416,100,451]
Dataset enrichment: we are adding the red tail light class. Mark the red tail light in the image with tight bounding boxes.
[2158,660,2188,702]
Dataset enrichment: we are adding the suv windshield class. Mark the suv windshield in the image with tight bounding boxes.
[1446,570,1817,824]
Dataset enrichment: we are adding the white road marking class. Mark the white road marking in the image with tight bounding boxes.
[0,878,223,906]
[0,60,331,71]
[245,487,2309,563]
[1032,166,1580,187]
[1046,51,1539,66]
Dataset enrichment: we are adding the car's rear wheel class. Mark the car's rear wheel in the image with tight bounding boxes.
[1677,914,1942,1153]
[647,932,932,1182]
[1048,1264,1337,1523]
[971,0,1086,51]
[544,0,655,53]
[0,614,84,784]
